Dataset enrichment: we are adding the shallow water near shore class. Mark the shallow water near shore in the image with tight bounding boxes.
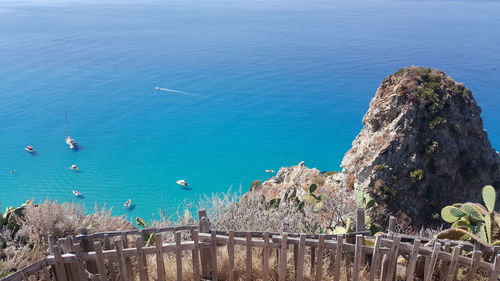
[0,0,499,221]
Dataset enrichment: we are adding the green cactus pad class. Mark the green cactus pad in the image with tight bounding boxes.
[482,185,496,213]
[441,206,466,222]
[461,204,485,222]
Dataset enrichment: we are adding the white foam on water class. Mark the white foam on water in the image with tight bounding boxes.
[155,87,199,97]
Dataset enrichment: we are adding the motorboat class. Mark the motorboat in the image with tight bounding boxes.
[69,164,79,170]
[72,190,82,197]
[25,146,35,153]
[265,169,275,173]
[124,199,132,208]
[176,180,189,186]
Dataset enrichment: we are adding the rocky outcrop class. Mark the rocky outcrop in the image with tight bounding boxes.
[257,161,342,201]
[341,66,500,227]
[258,66,500,228]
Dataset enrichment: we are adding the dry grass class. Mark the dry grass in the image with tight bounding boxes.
[198,189,339,233]
[0,200,133,274]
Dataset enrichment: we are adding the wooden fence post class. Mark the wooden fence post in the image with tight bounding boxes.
[198,209,212,279]
[78,228,98,274]
[388,216,396,234]
[356,208,365,232]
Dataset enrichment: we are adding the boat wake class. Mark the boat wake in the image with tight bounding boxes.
[155,87,199,97]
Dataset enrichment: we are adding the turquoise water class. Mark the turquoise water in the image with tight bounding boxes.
[1,0,499,221]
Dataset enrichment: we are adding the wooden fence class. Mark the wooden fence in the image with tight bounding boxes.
[2,210,499,281]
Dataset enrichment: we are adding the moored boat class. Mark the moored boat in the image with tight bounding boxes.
[70,164,79,170]
[176,179,189,186]
[25,146,35,153]
[65,113,78,149]
[66,136,78,149]
[124,199,132,208]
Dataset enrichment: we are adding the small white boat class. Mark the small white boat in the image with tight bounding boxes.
[25,146,35,153]
[265,169,275,173]
[72,190,82,197]
[176,180,189,186]
[66,136,78,149]
[65,113,78,149]
[124,199,132,208]
[69,164,79,170]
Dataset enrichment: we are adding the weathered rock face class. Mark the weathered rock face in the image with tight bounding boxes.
[257,161,342,201]
[341,66,500,227]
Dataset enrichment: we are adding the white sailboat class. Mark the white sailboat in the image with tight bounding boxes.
[65,112,78,149]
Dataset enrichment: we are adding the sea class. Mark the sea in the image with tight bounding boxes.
[0,0,499,222]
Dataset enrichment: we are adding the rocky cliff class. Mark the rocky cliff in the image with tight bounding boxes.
[341,66,500,227]
[258,66,500,228]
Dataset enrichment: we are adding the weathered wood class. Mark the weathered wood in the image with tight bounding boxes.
[52,245,68,281]
[114,239,129,281]
[73,243,87,281]
[388,216,396,234]
[423,242,441,281]
[439,242,451,281]
[175,231,183,281]
[314,235,325,281]
[296,234,306,281]
[464,251,481,281]
[369,236,382,281]
[190,230,200,281]
[353,235,364,281]
[79,228,97,275]
[294,244,299,274]
[210,230,218,281]
[310,246,316,276]
[379,254,388,281]
[445,246,461,281]
[262,232,270,281]
[198,209,211,279]
[42,260,52,281]
[62,238,77,281]
[246,232,252,281]
[488,254,500,281]
[103,234,117,281]
[384,236,401,281]
[332,235,343,281]
[93,242,107,281]
[278,233,288,281]
[72,225,198,241]
[48,235,56,254]
[120,233,133,279]
[154,234,166,281]
[227,231,235,281]
[356,208,365,232]
[136,236,150,281]
[404,239,421,281]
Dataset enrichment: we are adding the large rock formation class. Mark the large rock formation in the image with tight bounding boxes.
[341,66,500,227]
[258,66,500,228]
[257,161,342,201]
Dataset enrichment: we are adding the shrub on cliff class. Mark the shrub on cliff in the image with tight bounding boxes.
[0,200,133,274]
[199,189,323,233]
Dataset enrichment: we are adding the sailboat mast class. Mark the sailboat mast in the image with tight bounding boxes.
[65,112,70,136]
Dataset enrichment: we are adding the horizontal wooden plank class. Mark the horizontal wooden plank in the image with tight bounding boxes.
[73,225,198,240]
[1,259,47,281]
[44,241,196,264]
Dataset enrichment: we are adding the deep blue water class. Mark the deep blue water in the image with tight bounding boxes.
[1,0,499,221]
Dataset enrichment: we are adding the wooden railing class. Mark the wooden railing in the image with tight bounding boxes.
[2,210,499,281]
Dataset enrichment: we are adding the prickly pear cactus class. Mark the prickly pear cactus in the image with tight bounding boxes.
[438,185,499,246]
